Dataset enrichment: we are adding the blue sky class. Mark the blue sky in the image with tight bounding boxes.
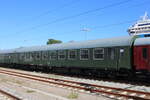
[0,0,150,49]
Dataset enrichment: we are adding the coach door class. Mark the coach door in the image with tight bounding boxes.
[117,47,131,70]
[147,46,150,71]
[134,46,150,71]
[148,46,150,71]
[117,48,125,70]
[107,48,117,70]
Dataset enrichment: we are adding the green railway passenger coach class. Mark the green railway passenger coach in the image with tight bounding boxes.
[0,36,134,76]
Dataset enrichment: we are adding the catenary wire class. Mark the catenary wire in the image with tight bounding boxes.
[19,19,136,43]
[15,0,133,34]
[27,0,81,21]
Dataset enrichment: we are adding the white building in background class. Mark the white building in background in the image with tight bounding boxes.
[128,12,150,36]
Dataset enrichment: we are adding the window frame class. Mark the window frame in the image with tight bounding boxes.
[93,48,104,60]
[58,50,66,60]
[120,48,125,57]
[49,51,57,60]
[42,51,49,60]
[68,50,77,60]
[25,52,30,60]
[36,52,40,60]
[108,48,115,60]
[80,49,89,60]
[31,52,35,59]
[20,53,25,60]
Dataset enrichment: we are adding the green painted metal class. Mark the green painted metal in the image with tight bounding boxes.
[0,46,132,71]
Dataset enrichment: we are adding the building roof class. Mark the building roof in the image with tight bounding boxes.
[0,36,133,54]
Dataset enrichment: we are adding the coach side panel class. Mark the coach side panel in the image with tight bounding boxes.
[134,45,150,72]
[15,46,131,71]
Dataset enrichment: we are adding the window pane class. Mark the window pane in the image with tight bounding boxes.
[93,48,104,60]
[108,48,115,60]
[142,48,147,59]
[120,49,124,57]
[42,52,48,60]
[69,50,76,59]
[31,53,35,58]
[50,51,57,60]
[80,49,89,60]
[58,51,66,60]
[36,53,40,59]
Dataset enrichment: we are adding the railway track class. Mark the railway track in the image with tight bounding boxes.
[0,69,150,100]
[0,88,21,100]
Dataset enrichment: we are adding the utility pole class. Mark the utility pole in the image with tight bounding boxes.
[81,28,90,40]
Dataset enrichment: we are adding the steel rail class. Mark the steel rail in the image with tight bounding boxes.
[0,69,150,96]
[0,69,150,100]
[0,89,21,100]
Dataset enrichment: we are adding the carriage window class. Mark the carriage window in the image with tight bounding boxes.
[80,49,89,60]
[68,50,76,60]
[43,54,48,59]
[142,48,148,59]
[20,54,25,59]
[42,52,48,60]
[58,51,66,60]
[9,55,11,59]
[120,48,124,57]
[93,48,104,60]
[50,51,57,60]
[31,53,35,58]
[36,53,40,60]
[26,53,30,59]
[108,48,115,60]
[28,53,32,59]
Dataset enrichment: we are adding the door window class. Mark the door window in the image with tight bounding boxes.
[142,48,148,59]
[120,48,124,57]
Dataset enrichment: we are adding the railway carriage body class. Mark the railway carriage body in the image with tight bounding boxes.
[0,36,133,76]
[134,37,150,74]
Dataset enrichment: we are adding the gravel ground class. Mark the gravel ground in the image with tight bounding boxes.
[0,91,14,100]
[3,67,150,93]
[0,68,111,100]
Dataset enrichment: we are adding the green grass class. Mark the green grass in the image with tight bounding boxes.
[26,90,35,93]
[67,91,78,99]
